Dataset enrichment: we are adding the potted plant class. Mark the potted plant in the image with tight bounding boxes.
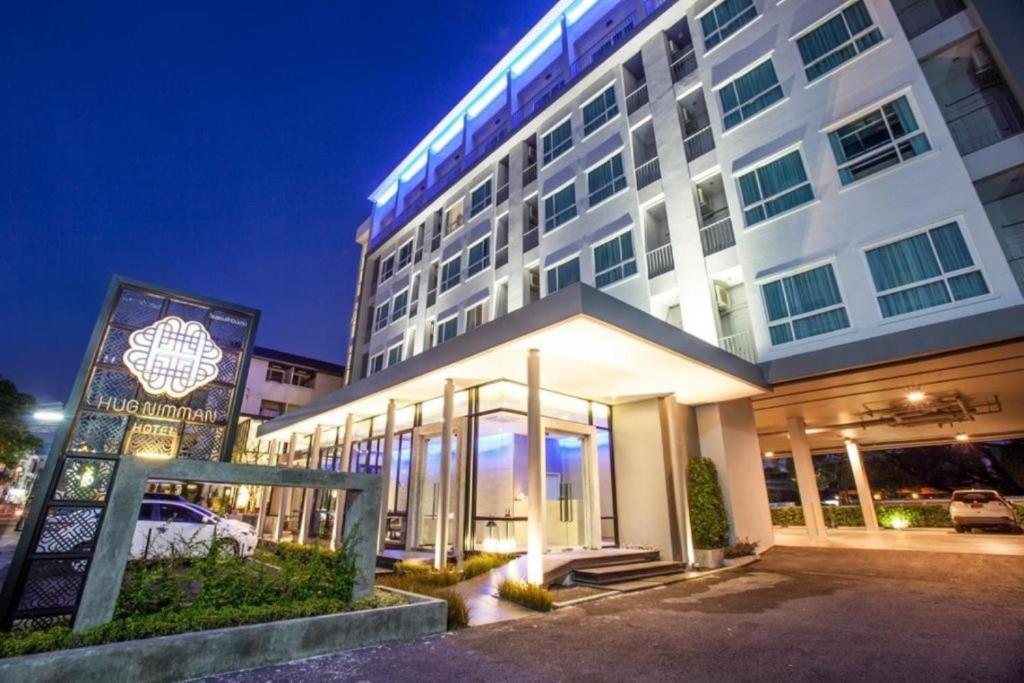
[687,457,730,569]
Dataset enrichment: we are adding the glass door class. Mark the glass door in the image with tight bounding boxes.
[417,433,458,549]
[545,431,585,549]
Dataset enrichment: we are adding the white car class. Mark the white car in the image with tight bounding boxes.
[132,498,259,559]
[949,490,1021,533]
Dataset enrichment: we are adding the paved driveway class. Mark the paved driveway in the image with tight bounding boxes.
[206,546,1024,682]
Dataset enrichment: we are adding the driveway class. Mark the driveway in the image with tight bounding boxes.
[205,546,1024,682]
[775,526,1024,556]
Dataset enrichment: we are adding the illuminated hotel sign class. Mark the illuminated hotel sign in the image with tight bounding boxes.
[0,277,260,630]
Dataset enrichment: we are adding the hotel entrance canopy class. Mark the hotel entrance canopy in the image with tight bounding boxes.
[258,284,769,440]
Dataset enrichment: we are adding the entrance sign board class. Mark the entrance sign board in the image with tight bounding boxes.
[0,277,259,630]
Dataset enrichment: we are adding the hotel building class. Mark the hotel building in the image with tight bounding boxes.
[259,0,1024,579]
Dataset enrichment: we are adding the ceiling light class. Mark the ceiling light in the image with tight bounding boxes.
[906,390,926,403]
[955,432,970,442]
[33,410,64,423]
[763,451,774,458]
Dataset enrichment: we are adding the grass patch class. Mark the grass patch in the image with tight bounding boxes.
[497,579,553,612]
[0,592,403,659]
[459,553,516,581]
[376,574,468,629]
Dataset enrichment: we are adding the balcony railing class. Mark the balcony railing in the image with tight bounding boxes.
[670,48,697,83]
[646,242,674,278]
[945,87,1024,156]
[635,157,662,190]
[496,182,510,205]
[626,81,650,114]
[699,216,735,256]
[683,125,715,161]
[891,0,965,39]
[523,226,539,252]
[720,330,757,364]
[495,244,509,269]
[523,162,538,186]
[370,0,680,250]
[569,13,637,79]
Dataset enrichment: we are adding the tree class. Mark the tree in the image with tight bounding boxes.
[687,457,730,549]
[0,377,44,470]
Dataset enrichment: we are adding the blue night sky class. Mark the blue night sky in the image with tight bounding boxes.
[2,1,552,403]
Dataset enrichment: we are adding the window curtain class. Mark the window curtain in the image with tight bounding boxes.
[948,272,989,300]
[758,152,807,198]
[866,233,941,291]
[782,265,841,315]
[930,223,974,272]
[793,308,850,339]
[761,280,788,321]
[878,282,950,317]
[797,13,850,65]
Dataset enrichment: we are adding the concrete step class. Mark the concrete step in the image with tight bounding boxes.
[571,560,688,585]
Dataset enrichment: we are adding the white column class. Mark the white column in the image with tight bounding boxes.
[583,428,603,550]
[434,380,455,569]
[378,400,398,551]
[298,426,323,545]
[331,414,355,551]
[275,433,299,542]
[788,417,826,539]
[526,349,546,585]
[846,440,879,531]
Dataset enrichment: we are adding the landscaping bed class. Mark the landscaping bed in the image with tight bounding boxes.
[771,502,1024,529]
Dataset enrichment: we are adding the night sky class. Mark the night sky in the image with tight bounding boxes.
[2,0,552,403]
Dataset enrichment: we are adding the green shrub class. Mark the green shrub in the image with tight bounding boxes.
[688,457,730,549]
[771,506,805,527]
[497,580,553,612]
[772,503,960,529]
[459,553,515,580]
[376,574,469,629]
[0,593,403,659]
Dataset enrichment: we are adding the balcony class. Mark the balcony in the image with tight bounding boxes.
[945,86,1024,156]
[720,330,756,364]
[891,0,965,40]
[636,157,662,190]
[683,125,714,161]
[523,226,539,252]
[646,242,674,278]
[496,181,509,205]
[626,82,650,114]
[495,244,509,269]
[670,48,697,83]
[699,216,735,256]
[523,162,538,186]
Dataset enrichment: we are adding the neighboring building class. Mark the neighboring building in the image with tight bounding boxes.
[234,347,345,456]
[260,0,1024,577]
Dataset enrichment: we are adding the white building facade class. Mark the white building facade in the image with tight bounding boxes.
[260,0,1024,577]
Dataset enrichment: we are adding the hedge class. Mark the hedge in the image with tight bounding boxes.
[771,502,1024,529]
[688,457,730,549]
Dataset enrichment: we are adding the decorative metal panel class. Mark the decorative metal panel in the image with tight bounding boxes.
[68,413,128,455]
[54,458,116,502]
[36,507,102,554]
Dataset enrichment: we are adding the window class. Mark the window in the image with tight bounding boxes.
[828,96,931,185]
[544,184,578,232]
[265,363,287,383]
[369,352,385,375]
[761,264,850,345]
[546,257,581,294]
[467,237,490,276]
[379,254,396,282]
[719,60,783,130]
[542,119,573,165]
[797,1,882,82]
[397,239,414,269]
[587,154,627,207]
[470,179,493,217]
[593,231,638,288]
[583,86,619,136]
[291,368,316,388]
[436,317,458,345]
[387,344,403,367]
[374,301,391,331]
[259,399,285,418]
[738,150,814,226]
[445,203,465,235]
[440,256,461,293]
[391,290,408,321]
[157,504,204,524]
[866,223,989,318]
[701,0,757,51]
[465,302,486,332]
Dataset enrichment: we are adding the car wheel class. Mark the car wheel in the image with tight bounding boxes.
[212,538,241,559]
[954,525,968,534]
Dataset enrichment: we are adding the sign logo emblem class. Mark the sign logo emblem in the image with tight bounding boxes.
[123,316,223,398]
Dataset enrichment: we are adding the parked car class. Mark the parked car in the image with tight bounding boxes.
[131,496,258,559]
[949,490,1022,533]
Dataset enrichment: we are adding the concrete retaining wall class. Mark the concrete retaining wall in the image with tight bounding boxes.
[0,590,446,683]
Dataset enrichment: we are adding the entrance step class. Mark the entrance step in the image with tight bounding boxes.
[543,549,661,585]
[572,560,688,585]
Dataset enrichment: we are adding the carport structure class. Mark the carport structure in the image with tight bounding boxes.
[754,305,1024,540]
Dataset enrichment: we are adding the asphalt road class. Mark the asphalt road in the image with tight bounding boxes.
[205,546,1024,682]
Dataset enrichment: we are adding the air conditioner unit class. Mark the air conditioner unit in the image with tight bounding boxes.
[971,45,998,86]
[714,283,732,311]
